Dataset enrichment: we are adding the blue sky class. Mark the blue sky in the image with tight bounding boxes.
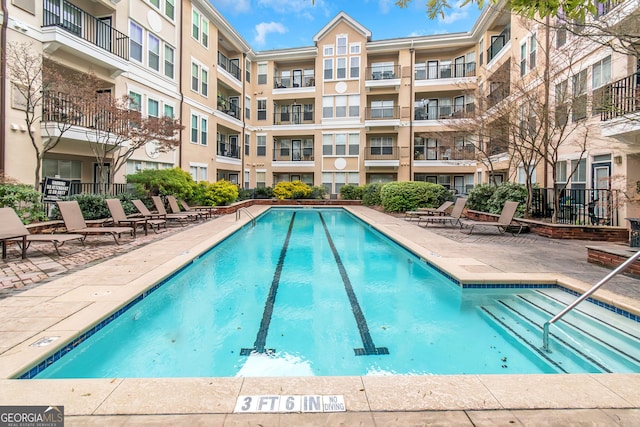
[209,0,482,52]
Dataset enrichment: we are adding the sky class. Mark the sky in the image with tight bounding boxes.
[208,0,483,52]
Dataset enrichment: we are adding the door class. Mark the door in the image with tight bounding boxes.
[454,56,465,77]
[427,60,438,79]
[292,104,302,124]
[453,176,465,194]
[97,17,112,51]
[591,162,611,224]
[292,140,302,160]
[292,70,302,87]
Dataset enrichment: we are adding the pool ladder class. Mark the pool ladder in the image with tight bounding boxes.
[542,249,640,352]
[236,207,256,226]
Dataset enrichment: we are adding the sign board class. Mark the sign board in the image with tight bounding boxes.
[43,177,71,202]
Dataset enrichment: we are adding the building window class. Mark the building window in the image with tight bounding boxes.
[257,99,267,120]
[350,43,360,54]
[335,96,346,118]
[257,63,267,85]
[592,55,611,89]
[370,137,393,155]
[348,133,359,155]
[164,45,174,79]
[245,96,250,119]
[337,57,347,79]
[201,117,208,146]
[201,19,209,48]
[192,9,200,40]
[191,62,208,96]
[190,113,207,145]
[324,58,333,80]
[322,134,333,155]
[129,91,142,111]
[148,34,160,71]
[201,68,208,96]
[323,97,333,118]
[350,56,360,78]
[165,0,174,20]
[189,164,208,182]
[190,114,198,143]
[572,69,587,121]
[256,171,266,188]
[348,95,359,117]
[164,104,174,118]
[337,35,347,55]
[147,99,159,117]
[130,22,143,62]
[335,134,346,155]
[529,34,537,70]
[244,134,250,156]
[191,63,199,92]
[323,45,334,56]
[257,135,266,156]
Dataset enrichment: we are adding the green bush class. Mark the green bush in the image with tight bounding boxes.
[361,183,383,206]
[486,183,527,217]
[0,183,46,223]
[309,185,327,199]
[192,180,238,206]
[253,187,274,199]
[466,184,496,212]
[126,168,195,200]
[340,184,363,200]
[380,181,451,213]
[61,194,110,220]
[273,181,312,199]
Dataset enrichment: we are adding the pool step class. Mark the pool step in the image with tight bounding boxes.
[479,292,640,374]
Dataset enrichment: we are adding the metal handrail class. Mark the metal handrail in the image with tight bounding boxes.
[542,250,640,351]
[236,207,255,226]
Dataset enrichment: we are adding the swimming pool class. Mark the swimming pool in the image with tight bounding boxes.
[28,208,640,378]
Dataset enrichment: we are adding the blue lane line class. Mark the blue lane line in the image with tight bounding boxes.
[318,212,389,356]
[240,212,296,356]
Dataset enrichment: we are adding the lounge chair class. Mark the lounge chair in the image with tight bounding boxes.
[132,199,168,221]
[417,198,467,227]
[166,195,205,221]
[150,196,191,226]
[57,201,134,244]
[0,207,84,258]
[405,201,454,221]
[178,199,220,219]
[460,201,524,235]
[106,199,166,236]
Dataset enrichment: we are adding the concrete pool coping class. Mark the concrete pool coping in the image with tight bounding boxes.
[0,205,639,424]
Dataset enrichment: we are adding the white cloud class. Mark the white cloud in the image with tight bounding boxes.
[210,0,251,13]
[441,0,471,24]
[254,22,287,46]
[378,0,394,14]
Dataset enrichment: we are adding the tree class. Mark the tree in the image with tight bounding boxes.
[71,73,183,193]
[7,42,82,190]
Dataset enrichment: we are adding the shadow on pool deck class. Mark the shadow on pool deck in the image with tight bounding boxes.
[0,205,639,426]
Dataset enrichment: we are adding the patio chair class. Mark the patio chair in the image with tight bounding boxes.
[459,201,524,235]
[405,201,454,221]
[106,199,166,236]
[56,201,134,244]
[132,199,169,222]
[417,198,467,227]
[178,199,220,219]
[151,196,191,226]
[165,195,205,221]
[0,207,84,258]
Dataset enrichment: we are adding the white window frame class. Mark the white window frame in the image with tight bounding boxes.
[129,21,143,63]
[148,33,160,71]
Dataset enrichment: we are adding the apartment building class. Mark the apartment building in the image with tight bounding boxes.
[1,0,638,220]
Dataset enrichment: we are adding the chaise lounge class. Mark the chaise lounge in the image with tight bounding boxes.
[106,199,166,236]
[459,201,524,235]
[57,201,135,244]
[417,198,467,227]
[405,201,454,221]
[0,207,84,258]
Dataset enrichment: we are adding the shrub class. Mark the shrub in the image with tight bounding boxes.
[340,184,363,200]
[486,183,527,217]
[273,181,312,199]
[126,168,195,200]
[361,183,383,206]
[253,187,274,199]
[0,183,46,223]
[466,184,496,212]
[309,185,327,199]
[380,181,450,213]
[192,180,239,206]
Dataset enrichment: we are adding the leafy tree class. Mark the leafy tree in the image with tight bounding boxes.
[0,181,46,223]
[193,180,238,206]
[273,181,312,199]
[126,168,196,200]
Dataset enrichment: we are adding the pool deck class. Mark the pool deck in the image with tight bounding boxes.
[0,205,639,426]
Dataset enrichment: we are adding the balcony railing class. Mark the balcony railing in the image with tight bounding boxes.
[366,65,401,81]
[274,74,315,89]
[272,147,314,162]
[42,92,134,134]
[487,26,510,63]
[364,145,399,160]
[414,104,474,120]
[217,139,240,159]
[531,187,619,226]
[365,106,400,120]
[43,0,129,60]
[273,109,314,125]
[600,72,640,121]
[218,52,241,81]
[414,145,475,161]
[217,95,240,118]
[415,62,476,80]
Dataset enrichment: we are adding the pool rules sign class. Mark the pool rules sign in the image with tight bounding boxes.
[234,395,345,413]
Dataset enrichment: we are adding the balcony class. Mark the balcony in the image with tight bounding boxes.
[365,106,400,120]
[272,144,315,162]
[415,62,476,80]
[414,104,474,121]
[414,144,475,161]
[487,26,510,63]
[218,52,241,81]
[41,0,129,75]
[217,95,240,119]
[601,72,640,121]
[273,74,315,89]
[364,145,399,161]
[42,91,133,134]
[366,65,401,81]
[273,107,314,125]
[217,139,240,160]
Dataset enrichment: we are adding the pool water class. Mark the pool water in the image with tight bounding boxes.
[34,208,640,378]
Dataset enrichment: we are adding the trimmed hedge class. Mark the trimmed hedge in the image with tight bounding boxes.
[380,181,451,213]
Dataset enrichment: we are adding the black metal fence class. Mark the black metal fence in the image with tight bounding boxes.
[530,187,619,226]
